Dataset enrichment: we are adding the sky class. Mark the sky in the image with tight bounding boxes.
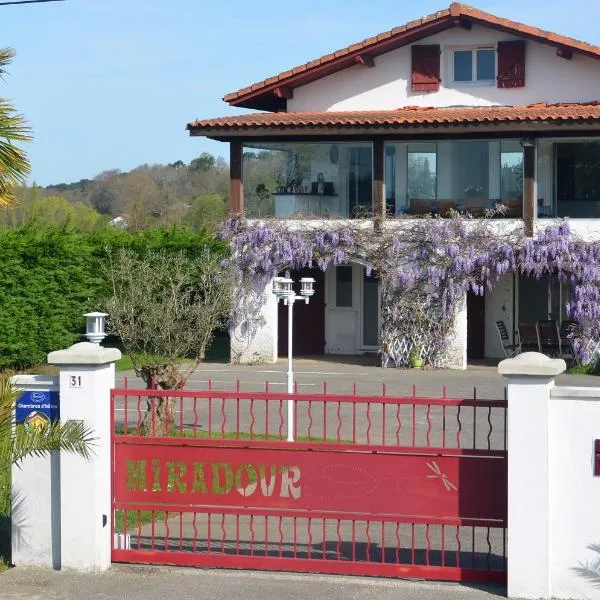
[1,0,599,186]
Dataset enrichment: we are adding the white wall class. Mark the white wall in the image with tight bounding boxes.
[230,277,278,364]
[11,375,60,569]
[560,218,600,241]
[485,274,515,359]
[288,25,600,112]
[446,295,467,369]
[549,386,600,599]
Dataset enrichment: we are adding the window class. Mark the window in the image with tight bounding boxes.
[407,146,437,200]
[500,141,523,201]
[446,141,489,200]
[335,266,353,307]
[556,142,600,217]
[453,48,495,83]
[348,147,373,217]
[385,146,396,213]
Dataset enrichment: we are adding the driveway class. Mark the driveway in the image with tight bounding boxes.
[117,356,600,400]
[0,566,505,600]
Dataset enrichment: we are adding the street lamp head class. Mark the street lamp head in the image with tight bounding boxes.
[272,277,284,296]
[299,277,316,297]
[272,276,294,299]
[84,312,108,345]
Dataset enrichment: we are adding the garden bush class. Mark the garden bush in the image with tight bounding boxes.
[0,226,226,369]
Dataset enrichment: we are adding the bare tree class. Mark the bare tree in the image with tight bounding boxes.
[102,247,233,434]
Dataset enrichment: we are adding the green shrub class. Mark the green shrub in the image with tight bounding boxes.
[0,226,226,369]
[568,359,600,375]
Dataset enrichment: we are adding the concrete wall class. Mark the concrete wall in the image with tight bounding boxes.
[13,343,120,572]
[501,353,600,599]
[11,375,60,569]
[548,386,600,599]
[288,25,600,112]
[446,295,467,369]
[230,277,278,364]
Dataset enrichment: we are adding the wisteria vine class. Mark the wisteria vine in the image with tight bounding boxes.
[223,215,600,365]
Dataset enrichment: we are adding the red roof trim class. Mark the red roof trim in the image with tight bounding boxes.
[187,103,600,133]
[224,3,600,111]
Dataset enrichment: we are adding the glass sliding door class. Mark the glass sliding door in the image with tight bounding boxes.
[385,146,396,215]
[348,146,373,217]
[500,141,523,202]
[556,142,600,217]
[518,274,571,323]
[242,141,374,219]
[386,139,524,217]
[407,145,437,201]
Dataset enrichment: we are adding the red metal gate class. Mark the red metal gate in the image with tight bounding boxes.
[111,383,507,583]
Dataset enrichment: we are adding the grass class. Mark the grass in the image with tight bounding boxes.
[24,332,231,376]
[116,425,345,445]
[114,354,195,373]
[114,509,165,535]
[114,333,230,372]
[568,358,600,375]
[28,364,58,375]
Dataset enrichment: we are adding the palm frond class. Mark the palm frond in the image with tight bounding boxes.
[0,47,31,207]
[0,48,15,74]
[9,420,96,465]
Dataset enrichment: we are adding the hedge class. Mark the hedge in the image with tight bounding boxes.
[0,226,226,369]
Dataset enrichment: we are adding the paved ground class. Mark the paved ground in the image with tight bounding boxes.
[0,566,506,600]
[117,355,600,399]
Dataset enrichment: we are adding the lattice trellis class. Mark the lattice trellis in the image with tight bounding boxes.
[380,330,448,368]
[379,288,452,369]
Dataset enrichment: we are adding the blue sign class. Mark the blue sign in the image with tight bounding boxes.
[16,390,59,425]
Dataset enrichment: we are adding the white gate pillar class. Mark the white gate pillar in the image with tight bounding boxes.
[47,342,120,571]
[498,352,566,599]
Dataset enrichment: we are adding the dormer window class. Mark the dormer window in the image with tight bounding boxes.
[452,48,495,84]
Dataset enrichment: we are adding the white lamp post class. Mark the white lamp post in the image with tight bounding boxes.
[84,312,108,345]
[272,275,316,441]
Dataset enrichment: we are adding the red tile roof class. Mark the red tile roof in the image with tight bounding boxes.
[187,103,600,135]
[224,3,600,111]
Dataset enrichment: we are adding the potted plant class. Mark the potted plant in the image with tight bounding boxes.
[408,346,423,369]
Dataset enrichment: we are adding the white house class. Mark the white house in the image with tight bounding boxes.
[187,3,600,368]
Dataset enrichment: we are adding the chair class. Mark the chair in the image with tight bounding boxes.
[495,320,521,358]
[518,323,541,353]
[537,320,561,357]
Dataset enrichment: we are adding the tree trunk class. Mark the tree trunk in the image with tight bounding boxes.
[139,363,182,436]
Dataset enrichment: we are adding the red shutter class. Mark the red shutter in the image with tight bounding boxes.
[497,40,526,88]
[411,45,441,92]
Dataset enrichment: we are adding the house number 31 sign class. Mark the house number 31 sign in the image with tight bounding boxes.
[69,375,83,388]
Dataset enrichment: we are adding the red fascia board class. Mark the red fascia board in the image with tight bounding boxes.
[225,18,452,109]
[463,15,600,60]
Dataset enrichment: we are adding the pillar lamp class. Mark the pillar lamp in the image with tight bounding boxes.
[84,312,108,345]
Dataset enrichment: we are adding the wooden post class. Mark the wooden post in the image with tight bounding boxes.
[373,139,385,230]
[230,140,244,215]
[523,143,536,237]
